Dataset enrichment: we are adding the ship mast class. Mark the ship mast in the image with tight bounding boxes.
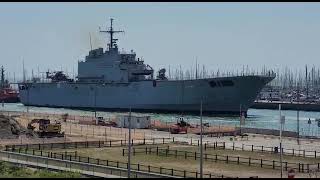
[99,18,124,50]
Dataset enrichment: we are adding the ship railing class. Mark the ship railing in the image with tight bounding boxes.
[166,70,276,81]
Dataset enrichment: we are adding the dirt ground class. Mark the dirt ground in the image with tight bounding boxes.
[0,112,154,146]
[2,111,320,152]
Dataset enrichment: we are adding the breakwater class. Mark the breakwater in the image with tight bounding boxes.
[251,101,320,112]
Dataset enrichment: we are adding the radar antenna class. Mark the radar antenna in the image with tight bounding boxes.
[99,18,124,50]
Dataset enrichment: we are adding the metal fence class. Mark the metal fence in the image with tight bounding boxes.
[123,146,320,173]
[4,147,231,178]
[4,138,173,151]
[187,139,320,159]
[206,142,320,159]
[0,150,172,178]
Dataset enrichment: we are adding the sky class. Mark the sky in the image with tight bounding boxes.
[1,2,320,81]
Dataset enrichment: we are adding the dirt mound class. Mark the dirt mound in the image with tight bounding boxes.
[0,114,30,139]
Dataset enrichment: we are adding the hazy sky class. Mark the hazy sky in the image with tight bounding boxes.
[1,2,320,80]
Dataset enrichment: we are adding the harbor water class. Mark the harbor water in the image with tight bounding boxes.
[1,103,320,137]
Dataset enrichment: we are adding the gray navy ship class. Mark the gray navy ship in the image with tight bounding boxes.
[19,18,276,117]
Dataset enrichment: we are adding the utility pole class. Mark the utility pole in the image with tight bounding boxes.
[105,127,107,142]
[27,85,29,114]
[199,100,203,178]
[128,107,132,178]
[297,83,300,144]
[279,104,283,178]
[94,86,97,118]
[308,118,312,137]
[239,104,242,135]
[297,110,300,144]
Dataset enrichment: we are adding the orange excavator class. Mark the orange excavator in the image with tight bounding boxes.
[169,117,189,134]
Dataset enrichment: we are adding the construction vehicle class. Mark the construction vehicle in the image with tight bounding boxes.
[27,119,65,138]
[96,117,118,127]
[169,117,189,134]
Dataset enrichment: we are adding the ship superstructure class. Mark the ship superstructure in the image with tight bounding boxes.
[77,18,154,83]
[18,18,275,116]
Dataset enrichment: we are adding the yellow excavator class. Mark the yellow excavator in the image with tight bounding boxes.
[27,119,65,138]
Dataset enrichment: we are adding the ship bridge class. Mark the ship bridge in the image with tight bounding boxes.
[77,18,154,83]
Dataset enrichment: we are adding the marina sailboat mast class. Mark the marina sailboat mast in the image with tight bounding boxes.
[0,66,4,89]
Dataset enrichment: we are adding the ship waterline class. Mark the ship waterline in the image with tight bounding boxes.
[19,75,274,116]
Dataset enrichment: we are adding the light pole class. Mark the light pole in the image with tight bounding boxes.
[94,86,97,118]
[128,107,132,178]
[199,100,203,178]
[27,85,29,113]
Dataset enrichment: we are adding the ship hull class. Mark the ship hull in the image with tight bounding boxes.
[0,92,20,103]
[0,97,20,103]
[18,76,274,116]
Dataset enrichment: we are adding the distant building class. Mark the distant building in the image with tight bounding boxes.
[116,115,151,129]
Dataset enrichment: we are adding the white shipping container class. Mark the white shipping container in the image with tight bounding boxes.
[116,115,151,129]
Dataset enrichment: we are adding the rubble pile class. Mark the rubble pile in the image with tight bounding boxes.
[0,114,29,139]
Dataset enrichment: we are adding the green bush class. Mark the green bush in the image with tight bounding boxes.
[35,169,81,178]
[0,161,82,178]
